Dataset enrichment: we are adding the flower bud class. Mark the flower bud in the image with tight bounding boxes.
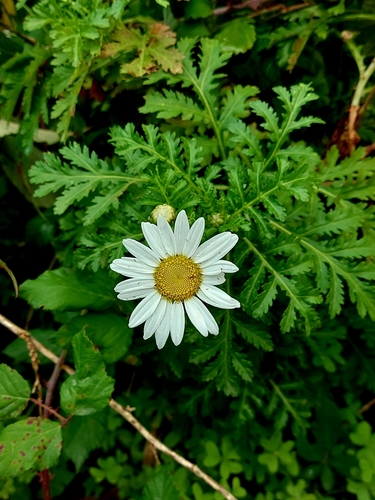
[150,204,175,223]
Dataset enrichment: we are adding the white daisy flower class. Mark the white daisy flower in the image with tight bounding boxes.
[110,210,240,349]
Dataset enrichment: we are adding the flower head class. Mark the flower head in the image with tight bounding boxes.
[110,210,240,349]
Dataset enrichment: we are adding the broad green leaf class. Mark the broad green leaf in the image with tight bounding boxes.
[185,0,212,19]
[0,365,30,420]
[0,418,62,479]
[62,411,109,471]
[56,313,133,363]
[20,269,116,311]
[60,330,114,416]
[142,467,181,500]
[350,422,372,446]
[203,441,221,467]
[215,18,256,54]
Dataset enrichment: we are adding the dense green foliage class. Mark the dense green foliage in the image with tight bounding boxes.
[1,0,375,499]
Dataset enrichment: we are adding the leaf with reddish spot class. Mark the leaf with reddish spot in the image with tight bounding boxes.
[0,418,62,479]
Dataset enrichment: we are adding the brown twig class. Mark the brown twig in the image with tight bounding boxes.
[213,0,314,17]
[29,398,68,425]
[0,314,238,500]
[44,350,68,417]
[359,397,375,414]
[0,314,74,375]
[0,314,42,397]
[213,0,263,15]
[364,142,375,157]
[249,1,314,18]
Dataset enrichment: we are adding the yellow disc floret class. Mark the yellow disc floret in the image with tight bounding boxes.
[154,255,202,302]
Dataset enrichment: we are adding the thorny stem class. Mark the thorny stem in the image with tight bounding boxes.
[0,314,238,500]
[44,350,68,417]
[29,398,68,425]
[39,469,52,500]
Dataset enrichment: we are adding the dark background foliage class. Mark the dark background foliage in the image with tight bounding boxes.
[1,0,375,499]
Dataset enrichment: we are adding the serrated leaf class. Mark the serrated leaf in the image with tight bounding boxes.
[142,467,180,500]
[56,313,133,363]
[219,85,258,132]
[234,319,274,351]
[252,277,278,317]
[263,196,287,221]
[0,365,30,420]
[0,418,62,479]
[60,330,114,416]
[20,268,116,311]
[102,23,183,77]
[141,89,207,121]
[231,351,254,382]
[29,143,143,224]
[241,262,266,311]
[63,411,109,472]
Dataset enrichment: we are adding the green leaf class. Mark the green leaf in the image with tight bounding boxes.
[350,422,372,446]
[56,313,133,363]
[0,365,30,420]
[234,319,274,351]
[215,18,256,54]
[203,441,221,467]
[60,330,114,416]
[219,85,259,132]
[62,411,109,471]
[141,89,208,122]
[258,452,279,473]
[29,143,145,225]
[20,269,116,311]
[252,277,278,318]
[0,418,62,479]
[231,351,253,382]
[142,467,181,500]
[185,0,212,19]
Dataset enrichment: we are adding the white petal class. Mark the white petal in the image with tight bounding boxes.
[174,211,190,254]
[128,291,161,328]
[157,214,176,255]
[118,289,152,301]
[198,285,240,309]
[123,239,160,267]
[143,299,167,340]
[201,260,239,275]
[183,217,205,257]
[202,273,225,286]
[170,302,185,346]
[141,222,167,259]
[115,277,154,292]
[110,257,154,277]
[193,233,239,264]
[184,297,208,337]
[155,302,172,349]
[115,278,155,300]
[187,298,219,335]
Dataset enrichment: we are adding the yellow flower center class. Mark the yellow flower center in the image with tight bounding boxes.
[154,255,202,302]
